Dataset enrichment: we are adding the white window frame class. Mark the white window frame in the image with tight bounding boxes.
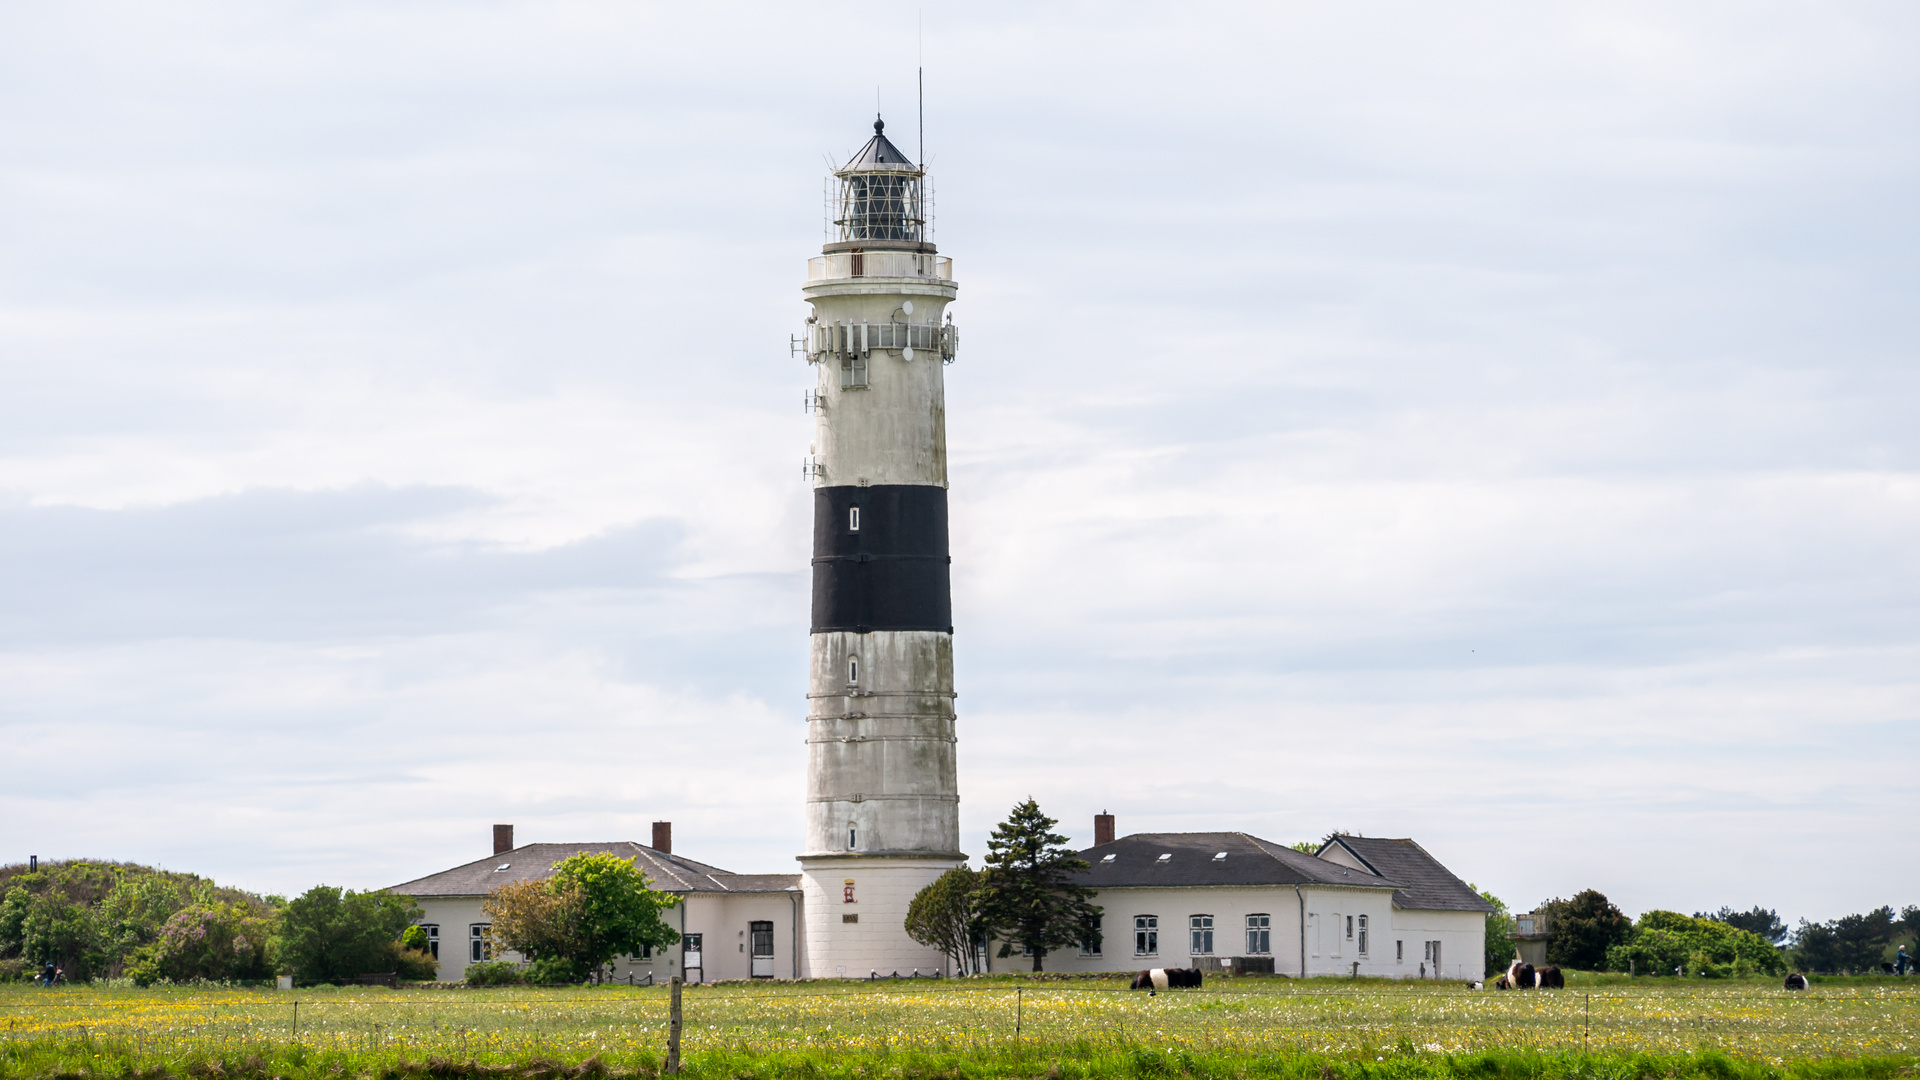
[469,923,491,963]
[848,656,858,683]
[1246,914,1271,955]
[418,923,439,960]
[1357,914,1369,956]
[841,354,869,389]
[1189,915,1214,956]
[848,507,860,532]
[1134,915,1158,957]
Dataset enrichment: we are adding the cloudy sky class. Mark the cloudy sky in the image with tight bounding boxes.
[2,3,1915,926]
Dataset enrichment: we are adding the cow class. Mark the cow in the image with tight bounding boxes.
[1130,968,1203,993]
[1783,973,1808,990]
[1493,974,1511,990]
[1504,960,1535,989]
[1534,965,1565,989]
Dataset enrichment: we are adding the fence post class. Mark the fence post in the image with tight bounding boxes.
[1015,987,1022,1038]
[667,976,683,1074]
[1584,993,1591,1054]
[292,1001,298,1040]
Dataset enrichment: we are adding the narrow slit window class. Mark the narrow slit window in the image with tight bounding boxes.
[848,656,858,683]
[848,824,857,849]
[848,507,860,532]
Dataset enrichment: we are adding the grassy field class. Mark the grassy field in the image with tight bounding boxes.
[2,975,1916,1080]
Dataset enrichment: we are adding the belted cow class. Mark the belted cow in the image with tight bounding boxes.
[1130,968,1203,991]
[1502,959,1564,989]
[1784,973,1808,990]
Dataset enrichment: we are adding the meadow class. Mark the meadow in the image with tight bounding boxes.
[3,975,1917,1080]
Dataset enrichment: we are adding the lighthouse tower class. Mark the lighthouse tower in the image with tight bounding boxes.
[794,118,963,977]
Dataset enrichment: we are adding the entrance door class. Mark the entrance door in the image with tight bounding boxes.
[1430,940,1441,978]
[749,921,775,978]
[683,933,703,983]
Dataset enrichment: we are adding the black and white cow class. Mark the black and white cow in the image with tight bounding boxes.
[1783,973,1808,990]
[1130,968,1203,992]
[1503,959,1564,989]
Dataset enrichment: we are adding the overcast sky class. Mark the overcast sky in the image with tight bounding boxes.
[2,3,1916,926]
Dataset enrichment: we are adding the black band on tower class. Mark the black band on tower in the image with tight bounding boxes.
[811,485,952,634]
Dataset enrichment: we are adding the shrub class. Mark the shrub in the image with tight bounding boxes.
[524,956,586,984]
[125,902,275,986]
[1540,890,1631,971]
[463,960,524,986]
[1606,910,1784,976]
[275,886,421,984]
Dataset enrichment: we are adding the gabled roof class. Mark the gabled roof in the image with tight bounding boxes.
[842,118,917,170]
[1072,832,1400,890]
[387,842,799,898]
[1318,836,1494,913]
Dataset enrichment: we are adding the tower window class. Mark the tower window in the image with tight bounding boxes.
[848,656,858,683]
[848,507,860,532]
[841,355,868,389]
[848,824,857,849]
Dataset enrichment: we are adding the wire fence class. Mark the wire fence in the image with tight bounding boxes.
[3,982,1916,1060]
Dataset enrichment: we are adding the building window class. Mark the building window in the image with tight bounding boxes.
[1357,914,1369,956]
[848,507,860,532]
[1346,915,1354,940]
[634,942,653,960]
[841,355,868,389]
[1246,914,1271,955]
[469,923,490,963]
[1189,915,1214,955]
[1079,915,1103,957]
[848,824,857,849]
[1396,939,1404,963]
[684,933,704,971]
[1134,915,1158,956]
[418,923,439,960]
[848,656,858,683]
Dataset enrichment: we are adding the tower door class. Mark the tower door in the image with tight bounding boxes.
[750,921,775,978]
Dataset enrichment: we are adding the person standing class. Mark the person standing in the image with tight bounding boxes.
[1898,945,1914,976]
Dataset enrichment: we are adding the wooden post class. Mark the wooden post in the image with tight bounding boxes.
[666,976,683,1074]
[1015,987,1022,1038]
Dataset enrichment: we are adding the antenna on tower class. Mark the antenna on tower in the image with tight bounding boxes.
[918,10,925,168]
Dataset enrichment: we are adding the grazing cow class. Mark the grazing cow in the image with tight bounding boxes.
[1534,965,1565,989]
[1505,960,1536,989]
[1130,968,1203,992]
[1493,974,1512,990]
[1784,973,1808,990]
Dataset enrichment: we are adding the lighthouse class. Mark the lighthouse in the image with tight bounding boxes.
[794,117,963,977]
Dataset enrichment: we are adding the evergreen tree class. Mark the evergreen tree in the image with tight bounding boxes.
[974,798,1101,972]
[1698,905,1787,944]
[1474,885,1514,976]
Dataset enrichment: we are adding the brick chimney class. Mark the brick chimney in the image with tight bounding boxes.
[1094,811,1115,847]
[651,821,672,854]
[493,824,514,855]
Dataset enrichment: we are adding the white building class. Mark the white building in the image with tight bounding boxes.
[1037,825,1491,981]
[389,825,805,984]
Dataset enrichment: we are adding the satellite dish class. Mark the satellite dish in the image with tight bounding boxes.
[901,300,914,315]
[902,347,915,361]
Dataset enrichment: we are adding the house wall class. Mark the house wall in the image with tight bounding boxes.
[406,889,805,983]
[1384,908,1486,981]
[1032,885,1415,978]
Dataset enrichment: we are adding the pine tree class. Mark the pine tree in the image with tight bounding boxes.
[975,798,1101,972]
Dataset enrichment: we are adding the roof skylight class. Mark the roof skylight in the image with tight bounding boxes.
[1156,853,1172,863]
[1213,852,1228,860]
[494,863,511,871]
[1101,854,1116,863]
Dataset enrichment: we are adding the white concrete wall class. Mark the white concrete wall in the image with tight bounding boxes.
[1385,908,1487,982]
[798,857,955,978]
[407,889,806,983]
[1031,885,1409,978]
[803,278,957,489]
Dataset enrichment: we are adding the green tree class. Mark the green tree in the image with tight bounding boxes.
[1898,905,1920,949]
[1792,907,1894,974]
[483,852,680,983]
[1539,889,1631,971]
[906,867,982,975]
[1473,885,1513,976]
[1698,905,1787,945]
[275,886,421,984]
[974,798,1101,972]
[125,901,276,985]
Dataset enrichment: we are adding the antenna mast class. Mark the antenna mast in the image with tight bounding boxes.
[918,10,925,168]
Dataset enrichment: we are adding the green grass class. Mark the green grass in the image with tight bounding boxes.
[2,976,1915,1079]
